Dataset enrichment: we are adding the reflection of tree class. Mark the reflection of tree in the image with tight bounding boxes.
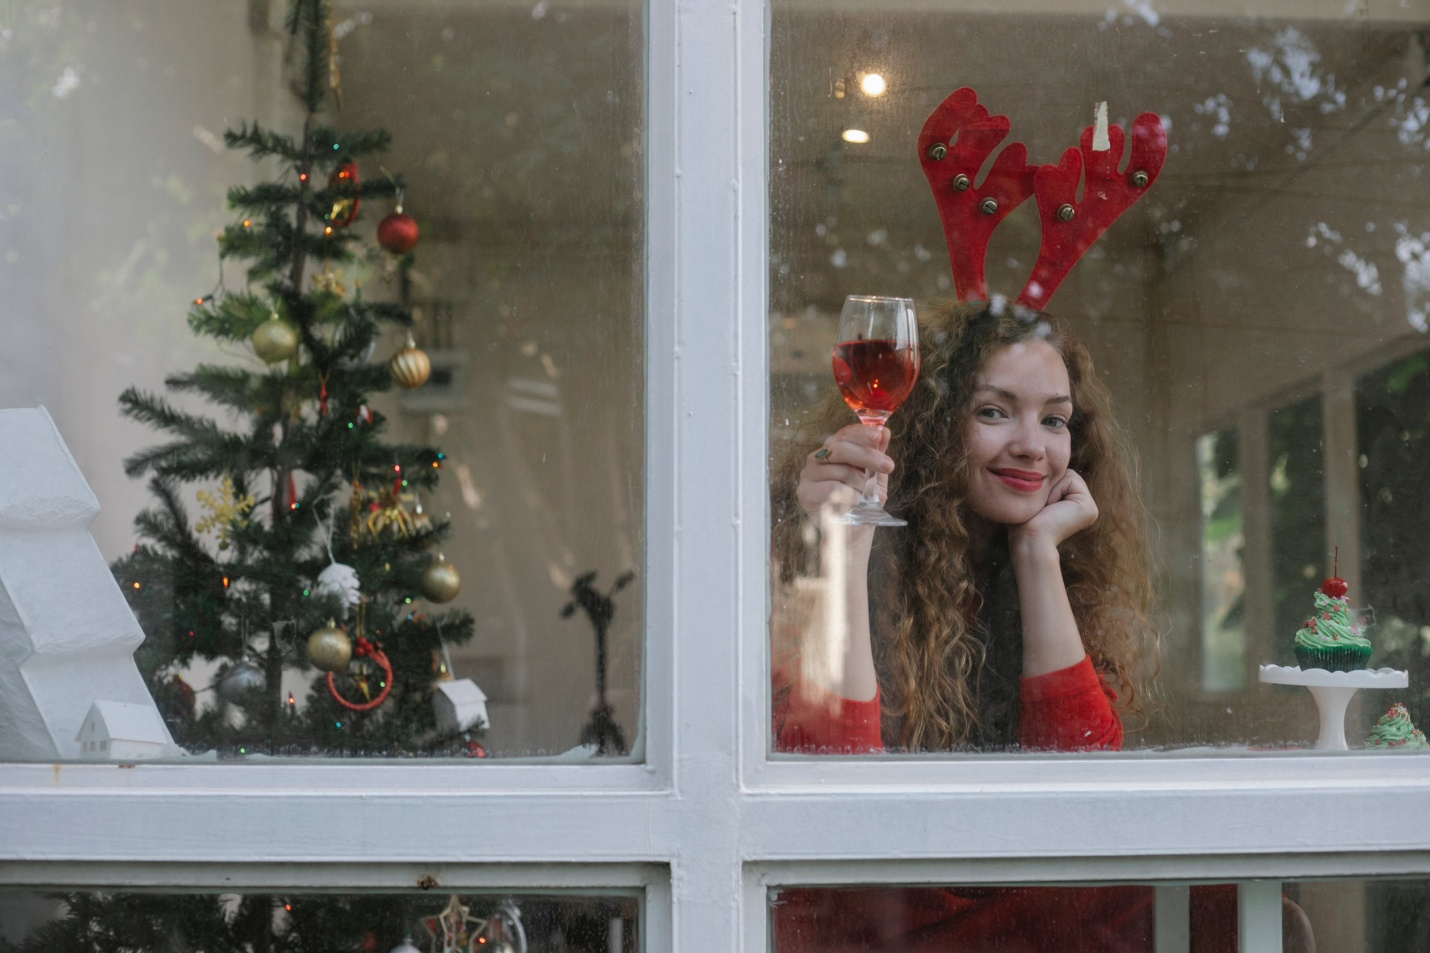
[1267,395,1325,667]
[1198,428,1245,691]
[1359,349,1430,718]
[0,892,630,953]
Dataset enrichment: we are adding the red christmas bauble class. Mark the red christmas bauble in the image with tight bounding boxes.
[378,211,420,254]
[1320,576,1348,598]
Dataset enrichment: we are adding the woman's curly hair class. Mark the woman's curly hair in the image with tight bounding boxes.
[772,299,1157,750]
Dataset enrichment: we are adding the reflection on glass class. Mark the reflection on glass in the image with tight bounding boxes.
[1268,396,1326,668]
[0,890,638,952]
[771,879,1429,953]
[1198,429,1245,693]
[2,0,643,760]
[1358,348,1430,727]
[769,5,1430,751]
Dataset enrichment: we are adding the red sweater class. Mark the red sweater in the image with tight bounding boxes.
[774,654,1122,755]
[771,657,1239,953]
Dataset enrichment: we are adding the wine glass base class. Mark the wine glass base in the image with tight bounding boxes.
[841,505,906,527]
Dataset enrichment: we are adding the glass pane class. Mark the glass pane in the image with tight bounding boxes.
[0,889,638,951]
[1,0,642,760]
[1358,348,1430,734]
[769,880,1427,953]
[1268,396,1327,667]
[769,4,1430,754]
[1198,428,1245,693]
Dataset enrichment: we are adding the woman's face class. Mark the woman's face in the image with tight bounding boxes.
[962,339,1074,525]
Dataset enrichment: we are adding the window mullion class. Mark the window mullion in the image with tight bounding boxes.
[664,0,767,947]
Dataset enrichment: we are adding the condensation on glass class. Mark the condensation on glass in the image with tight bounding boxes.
[768,879,1427,953]
[0,0,643,759]
[0,889,639,951]
[769,1,1430,753]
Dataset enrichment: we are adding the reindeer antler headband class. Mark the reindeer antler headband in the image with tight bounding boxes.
[918,87,1167,310]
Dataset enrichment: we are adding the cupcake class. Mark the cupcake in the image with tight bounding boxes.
[1364,703,1430,750]
[1293,573,1372,672]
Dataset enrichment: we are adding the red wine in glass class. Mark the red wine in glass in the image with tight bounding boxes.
[832,296,920,526]
[832,339,919,418]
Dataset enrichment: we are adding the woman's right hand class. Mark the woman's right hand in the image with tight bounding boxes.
[795,423,895,520]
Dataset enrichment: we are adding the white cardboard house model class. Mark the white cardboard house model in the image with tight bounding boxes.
[0,406,179,760]
[75,699,171,760]
[433,678,489,734]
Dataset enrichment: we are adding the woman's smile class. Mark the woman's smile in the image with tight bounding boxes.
[991,468,1046,492]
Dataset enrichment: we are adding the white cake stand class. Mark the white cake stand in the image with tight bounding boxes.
[1258,665,1408,750]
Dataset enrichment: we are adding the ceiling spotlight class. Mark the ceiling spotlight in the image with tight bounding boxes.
[841,128,870,144]
[859,73,887,97]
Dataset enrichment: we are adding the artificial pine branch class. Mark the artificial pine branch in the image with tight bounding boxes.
[224,122,300,159]
[307,125,394,157]
[228,181,304,210]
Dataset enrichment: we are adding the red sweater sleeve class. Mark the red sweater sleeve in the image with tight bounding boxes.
[773,668,883,754]
[1017,654,1123,751]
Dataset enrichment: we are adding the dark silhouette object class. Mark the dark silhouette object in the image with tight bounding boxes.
[561,570,634,755]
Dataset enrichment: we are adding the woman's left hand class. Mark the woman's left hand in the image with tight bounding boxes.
[1010,468,1098,551]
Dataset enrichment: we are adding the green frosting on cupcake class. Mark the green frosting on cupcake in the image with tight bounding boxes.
[1365,703,1430,750]
[1294,591,1370,651]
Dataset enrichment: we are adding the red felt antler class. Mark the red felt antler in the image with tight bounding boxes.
[918,87,1037,302]
[1018,112,1167,309]
[919,89,1167,310]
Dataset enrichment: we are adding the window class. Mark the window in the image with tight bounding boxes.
[3,1,1430,951]
[768,1,1430,754]
[1,0,642,761]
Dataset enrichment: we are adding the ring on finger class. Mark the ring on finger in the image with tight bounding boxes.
[813,447,832,461]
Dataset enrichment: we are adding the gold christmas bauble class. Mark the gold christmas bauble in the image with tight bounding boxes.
[389,338,431,389]
[420,554,461,603]
[306,619,353,672]
[252,314,299,363]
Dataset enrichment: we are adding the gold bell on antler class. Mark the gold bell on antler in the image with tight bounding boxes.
[389,335,431,389]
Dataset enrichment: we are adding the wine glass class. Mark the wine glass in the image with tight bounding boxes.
[831,295,920,526]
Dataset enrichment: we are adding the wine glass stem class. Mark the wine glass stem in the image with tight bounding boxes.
[857,414,889,509]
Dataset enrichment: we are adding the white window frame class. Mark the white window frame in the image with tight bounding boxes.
[3,2,1430,951]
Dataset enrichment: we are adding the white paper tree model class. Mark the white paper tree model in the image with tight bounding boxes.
[0,406,177,760]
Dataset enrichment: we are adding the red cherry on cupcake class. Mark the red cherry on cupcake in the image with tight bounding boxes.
[1320,576,1348,598]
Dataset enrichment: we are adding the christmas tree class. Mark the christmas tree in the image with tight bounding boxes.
[109,0,477,758]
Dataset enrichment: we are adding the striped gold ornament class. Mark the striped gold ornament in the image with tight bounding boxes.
[389,335,431,389]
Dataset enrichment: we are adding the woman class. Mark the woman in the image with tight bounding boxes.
[769,300,1314,953]
[772,298,1154,755]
